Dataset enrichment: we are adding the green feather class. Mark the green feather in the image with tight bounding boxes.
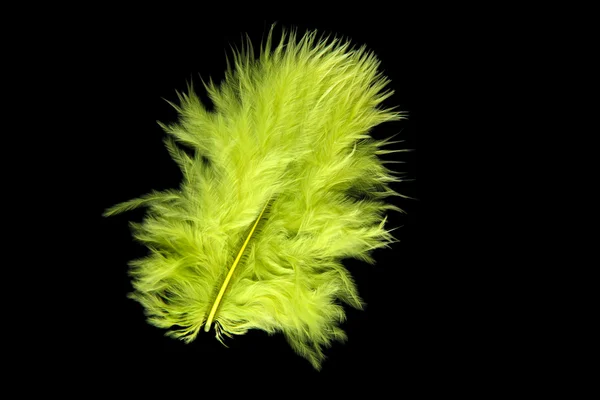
[105,26,407,370]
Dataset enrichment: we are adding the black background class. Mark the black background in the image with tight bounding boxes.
[42,13,431,390]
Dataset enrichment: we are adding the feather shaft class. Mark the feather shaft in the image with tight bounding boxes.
[204,199,271,332]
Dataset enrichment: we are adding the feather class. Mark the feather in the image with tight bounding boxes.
[104,26,407,370]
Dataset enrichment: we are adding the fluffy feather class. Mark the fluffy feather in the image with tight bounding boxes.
[104,27,406,370]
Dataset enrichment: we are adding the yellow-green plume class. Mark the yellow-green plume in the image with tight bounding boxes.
[104,26,406,370]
